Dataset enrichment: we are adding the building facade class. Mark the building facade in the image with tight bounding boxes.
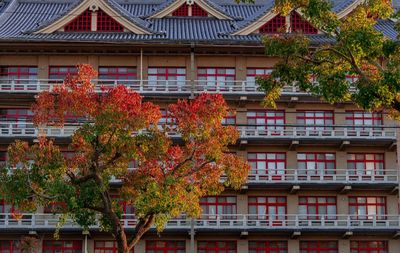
[0,0,399,252]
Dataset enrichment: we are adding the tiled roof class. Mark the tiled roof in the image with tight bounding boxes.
[0,0,397,45]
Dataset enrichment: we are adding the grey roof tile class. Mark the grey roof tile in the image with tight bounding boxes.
[0,0,397,45]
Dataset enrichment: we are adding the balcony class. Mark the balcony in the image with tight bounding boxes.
[0,79,306,96]
[0,122,396,142]
[245,169,398,189]
[0,214,398,233]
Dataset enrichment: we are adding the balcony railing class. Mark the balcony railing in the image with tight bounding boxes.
[0,214,398,231]
[246,169,398,184]
[0,79,307,95]
[0,122,396,140]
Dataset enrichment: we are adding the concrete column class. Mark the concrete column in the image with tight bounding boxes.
[386,195,398,215]
[38,55,49,79]
[236,108,248,125]
[88,56,99,71]
[287,195,298,215]
[286,151,297,176]
[336,151,347,177]
[235,56,246,81]
[237,239,248,253]
[338,240,350,253]
[285,108,297,125]
[237,194,248,215]
[134,240,145,253]
[385,151,397,170]
[337,195,348,216]
[389,240,400,253]
[335,108,346,126]
[86,237,94,253]
[288,239,299,253]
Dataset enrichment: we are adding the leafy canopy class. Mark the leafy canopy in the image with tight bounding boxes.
[248,0,400,118]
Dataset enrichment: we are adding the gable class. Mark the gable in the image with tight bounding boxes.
[149,0,233,20]
[233,11,319,35]
[35,0,152,34]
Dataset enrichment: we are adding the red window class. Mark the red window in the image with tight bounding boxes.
[299,197,337,220]
[259,15,286,33]
[98,67,137,86]
[145,241,185,253]
[172,4,189,16]
[297,110,334,130]
[347,153,384,176]
[0,66,37,83]
[249,241,288,253]
[0,200,13,213]
[44,202,67,213]
[64,9,92,32]
[0,241,19,253]
[198,241,236,253]
[248,197,286,221]
[200,196,236,218]
[290,12,318,34]
[247,110,285,131]
[148,67,186,87]
[350,241,388,253]
[222,113,236,125]
[97,9,123,32]
[43,241,82,253]
[0,108,33,122]
[349,196,386,220]
[49,66,77,80]
[247,153,286,176]
[297,153,336,176]
[197,67,236,90]
[192,3,208,17]
[0,152,6,166]
[345,111,383,130]
[300,241,338,253]
[246,68,273,87]
[95,241,133,253]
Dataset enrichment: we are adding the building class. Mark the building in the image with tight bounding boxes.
[0,0,399,252]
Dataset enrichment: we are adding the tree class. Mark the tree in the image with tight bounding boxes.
[0,64,250,253]
[250,0,400,118]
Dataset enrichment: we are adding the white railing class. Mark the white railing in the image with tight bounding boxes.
[1,122,396,140]
[238,127,397,139]
[0,214,398,230]
[0,79,306,95]
[246,169,398,184]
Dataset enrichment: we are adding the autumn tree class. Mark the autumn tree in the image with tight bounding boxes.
[0,65,249,253]
[247,0,400,117]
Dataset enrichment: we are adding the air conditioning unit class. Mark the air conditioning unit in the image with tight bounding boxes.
[186,0,195,5]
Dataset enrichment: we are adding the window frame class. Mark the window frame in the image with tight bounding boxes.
[49,66,77,81]
[298,196,337,220]
[42,241,82,253]
[299,241,338,253]
[145,240,185,253]
[259,15,286,34]
[197,241,237,253]
[248,196,287,222]
[0,240,19,253]
[248,241,288,253]
[296,110,334,130]
[297,152,336,176]
[345,110,383,130]
[350,241,388,253]
[64,9,92,32]
[197,67,236,90]
[199,196,237,219]
[347,153,385,176]
[96,9,124,32]
[290,12,318,34]
[348,196,387,220]
[247,110,285,131]
[247,152,286,176]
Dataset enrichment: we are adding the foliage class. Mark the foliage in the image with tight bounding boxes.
[16,237,40,253]
[251,0,400,118]
[0,64,249,253]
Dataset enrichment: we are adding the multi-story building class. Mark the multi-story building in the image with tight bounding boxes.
[0,0,399,252]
